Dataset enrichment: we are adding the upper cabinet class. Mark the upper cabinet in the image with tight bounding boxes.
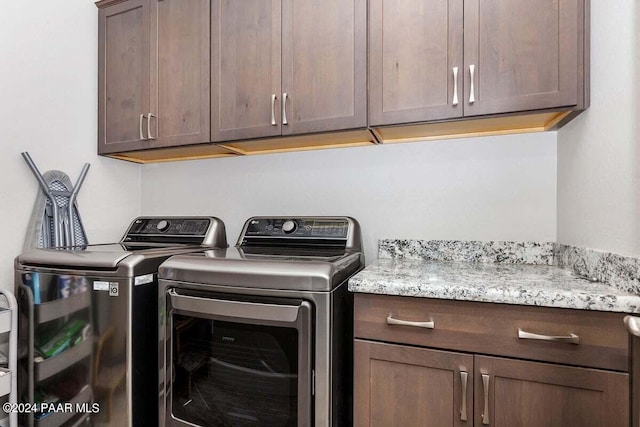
[464,0,583,116]
[211,0,367,142]
[281,0,367,135]
[96,0,588,163]
[98,0,151,154]
[98,0,210,155]
[369,0,588,127]
[152,0,211,147]
[369,0,464,126]
[210,0,281,142]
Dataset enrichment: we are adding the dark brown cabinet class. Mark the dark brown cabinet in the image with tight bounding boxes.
[463,0,584,117]
[475,356,628,427]
[152,0,210,148]
[355,340,472,427]
[354,294,629,427]
[369,0,464,126]
[211,0,367,142]
[98,0,210,154]
[210,0,281,142]
[281,0,367,135]
[98,0,151,153]
[369,0,587,127]
[97,0,589,162]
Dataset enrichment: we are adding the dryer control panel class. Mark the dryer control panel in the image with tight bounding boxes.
[239,217,360,251]
[244,218,349,239]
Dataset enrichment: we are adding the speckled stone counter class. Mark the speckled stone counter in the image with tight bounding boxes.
[348,258,640,313]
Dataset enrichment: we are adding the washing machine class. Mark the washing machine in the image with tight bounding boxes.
[15,216,227,427]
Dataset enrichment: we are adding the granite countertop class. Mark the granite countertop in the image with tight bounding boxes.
[348,258,640,313]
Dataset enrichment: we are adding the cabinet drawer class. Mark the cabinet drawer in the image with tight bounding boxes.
[354,293,628,371]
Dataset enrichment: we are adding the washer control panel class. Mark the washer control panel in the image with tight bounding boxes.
[125,218,211,237]
[244,218,349,239]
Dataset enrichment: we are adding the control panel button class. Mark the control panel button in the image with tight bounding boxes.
[156,220,170,232]
[282,220,297,234]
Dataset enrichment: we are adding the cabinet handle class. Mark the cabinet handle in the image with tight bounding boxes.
[386,315,434,329]
[452,66,459,106]
[271,94,278,126]
[282,93,289,125]
[624,316,640,337]
[139,114,146,140]
[460,371,468,421]
[481,374,490,425]
[147,113,157,140]
[469,64,476,104]
[518,329,580,345]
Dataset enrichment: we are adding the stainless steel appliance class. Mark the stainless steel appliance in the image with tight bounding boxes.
[15,217,227,427]
[158,216,364,427]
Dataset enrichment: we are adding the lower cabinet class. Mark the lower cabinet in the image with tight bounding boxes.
[355,339,628,427]
[354,294,630,427]
[475,355,628,427]
[354,341,472,427]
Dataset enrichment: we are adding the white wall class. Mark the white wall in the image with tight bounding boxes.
[557,0,640,257]
[0,1,141,289]
[142,133,557,263]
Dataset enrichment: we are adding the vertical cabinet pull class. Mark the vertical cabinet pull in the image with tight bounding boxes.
[460,371,468,421]
[282,93,289,125]
[469,64,476,104]
[139,114,146,140]
[271,94,278,126]
[481,374,490,425]
[147,113,157,140]
[452,67,459,106]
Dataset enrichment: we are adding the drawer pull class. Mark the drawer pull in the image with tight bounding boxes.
[624,316,640,337]
[386,315,434,329]
[518,329,579,345]
[481,374,490,425]
[460,371,468,421]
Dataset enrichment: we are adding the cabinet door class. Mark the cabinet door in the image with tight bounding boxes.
[474,356,628,427]
[464,0,581,116]
[151,0,210,148]
[281,0,366,135]
[369,0,463,126]
[211,0,282,142]
[631,333,640,427]
[355,339,473,427]
[98,0,151,154]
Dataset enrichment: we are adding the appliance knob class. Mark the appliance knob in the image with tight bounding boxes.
[157,220,170,232]
[282,220,297,234]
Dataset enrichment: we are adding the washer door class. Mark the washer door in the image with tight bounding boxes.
[165,288,313,427]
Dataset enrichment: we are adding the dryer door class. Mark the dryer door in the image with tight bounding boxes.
[165,288,313,427]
